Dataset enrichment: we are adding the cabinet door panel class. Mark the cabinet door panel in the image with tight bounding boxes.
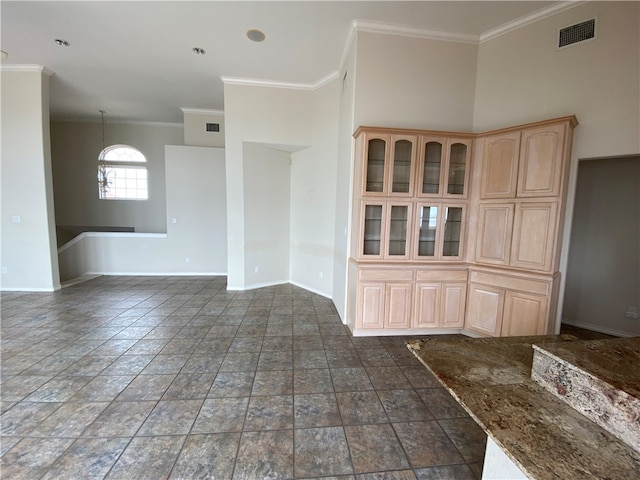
[418,137,446,196]
[386,283,412,329]
[385,203,412,260]
[502,291,548,336]
[444,139,472,198]
[363,134,390,195]
[476,204,514,266]
[466,284,504,336]
[518,124,565,197]
[414,283,440,328]
[442,206,465,259]
[442,283,466,328]
[481,132,520,199]
[357,283,385,329]
[511,202,557,272]
[414,204,439,259]
[360,202,385,259]
[390,135,417,196]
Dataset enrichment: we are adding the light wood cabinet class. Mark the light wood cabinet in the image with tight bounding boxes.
[510,202,557,271]
[475,204,513,266]
[361,133,417,197]
[414,203,466,261]
[417,136,472,199]
[502,291,548,336]
[480,122,568,200]
[354,268,413,331]
[465,270,552,337]
[466,283,504,336]
[480,132,521,199]
[414,269,467,329]
[517,123,566,197]
[358,201,413,260]
[350,116,576,337]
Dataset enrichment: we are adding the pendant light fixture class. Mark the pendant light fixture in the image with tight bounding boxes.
[97,110,110,197]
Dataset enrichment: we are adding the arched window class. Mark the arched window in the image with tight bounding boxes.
[98,144,148,200]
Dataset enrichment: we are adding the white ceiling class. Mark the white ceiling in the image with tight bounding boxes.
[1,1,561,124]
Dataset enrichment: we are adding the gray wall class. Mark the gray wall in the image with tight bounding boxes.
[50,121,184,234]
[562,157,640,336]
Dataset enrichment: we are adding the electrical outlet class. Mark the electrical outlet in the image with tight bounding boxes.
[185,256,190,263]
[319,272,324,279]
[254,266,260,273]
[11,215,21,224]
[1,266,7,274]
[624,306,638,319]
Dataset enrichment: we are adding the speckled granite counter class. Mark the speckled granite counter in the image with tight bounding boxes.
[407,335,640,480]
[532,337,640,451]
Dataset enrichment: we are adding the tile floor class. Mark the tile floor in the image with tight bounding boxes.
[1,276,486,479]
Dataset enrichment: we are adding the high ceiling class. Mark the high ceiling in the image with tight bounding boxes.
[1,1,560,124]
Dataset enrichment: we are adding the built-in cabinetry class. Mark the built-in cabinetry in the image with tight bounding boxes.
[348,116,577,337]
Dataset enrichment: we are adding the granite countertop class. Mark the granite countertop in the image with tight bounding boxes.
[407,335,640,480]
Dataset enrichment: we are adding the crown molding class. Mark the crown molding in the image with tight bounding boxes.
[314,71,340,89]
[52,117,183,128]
[480,1,586,43]
[181,107,224,115]
[0,64,55,76]
[220,76,315,90]
[220,72,341,91]
[352,19,479,45]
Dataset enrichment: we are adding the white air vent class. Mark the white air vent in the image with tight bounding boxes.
[558,18,596,49]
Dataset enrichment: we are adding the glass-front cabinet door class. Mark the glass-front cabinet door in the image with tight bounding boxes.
[418,137,445,196]
[361,203,384,258]
[363,134,389,195]
[442,206,465,259]
[414,203,465,260]
[445,139,471,198]
[386,203,412,259]
[415,204,439,258]
[390,135,416,196]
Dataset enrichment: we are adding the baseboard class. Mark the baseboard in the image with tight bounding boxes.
[0,286,57,292]
[84,271,227,277]
[350,327,464,337]
[562,319,636,338]
[289,280,332,300]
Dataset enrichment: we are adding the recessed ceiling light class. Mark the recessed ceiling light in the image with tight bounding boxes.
[246,29,266,42]
[192,47,206,55]
[54,39,70,47]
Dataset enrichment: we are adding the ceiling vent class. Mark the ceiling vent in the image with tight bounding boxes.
[558,18,596,49]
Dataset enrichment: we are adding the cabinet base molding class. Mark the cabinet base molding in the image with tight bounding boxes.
[349,326,463,337]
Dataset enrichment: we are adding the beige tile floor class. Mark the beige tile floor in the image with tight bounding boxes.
[1,276,486,479]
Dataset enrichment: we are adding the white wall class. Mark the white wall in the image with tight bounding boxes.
[183,109,225,147]
[57,146,227,280]
[165,145,227,272]
[354,32,478,131]
[223,83,313,289]
[1,68,60,291]
[333,38,358,320]
[50,121,183,234]
[473,2,640,158]
[243,143,291,288]
[562,157,639,337]
[290,80,340,297]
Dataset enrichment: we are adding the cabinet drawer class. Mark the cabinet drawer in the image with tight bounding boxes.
[416,269,467,282]
[359,268,413,282]
[469,271,550,296]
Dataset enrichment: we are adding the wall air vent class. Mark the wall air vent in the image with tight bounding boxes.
[558,18,596,49]
[206,123,220,132]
